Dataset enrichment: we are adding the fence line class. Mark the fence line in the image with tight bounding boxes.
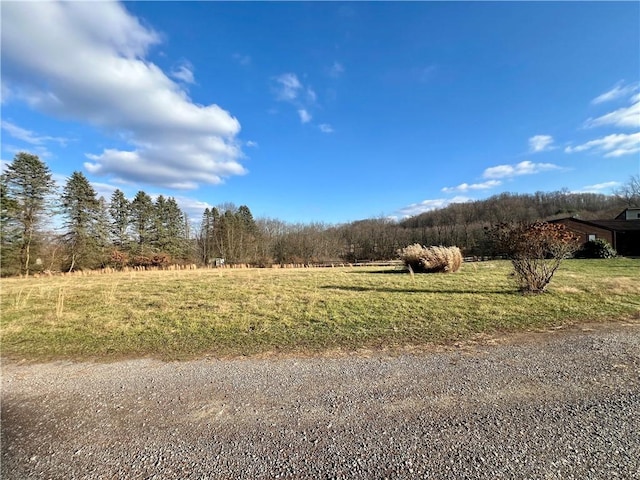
[24,257,497,278]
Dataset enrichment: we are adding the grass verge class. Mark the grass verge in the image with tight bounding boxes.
[1,259,638,361]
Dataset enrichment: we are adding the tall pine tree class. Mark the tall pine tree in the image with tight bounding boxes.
[198,208,214,265]
[129,191,154,254]
[2,152,56,275]
[163,197,187,259]
[61,171,100,271]
[109,189,130,249]
[94,196,111,265]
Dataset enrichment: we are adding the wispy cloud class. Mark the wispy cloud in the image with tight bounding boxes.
[298,109,312,123]
[318,124,334,134]
[441,180,501,193]
[528,134,554,153]
[482,160,561,179]
[306,88,317,104]
[273,72,327,126]
[565,132,640,158]
[396,196,471,218]
[591,81,639,104]
[2,1,246,190]
[572,181,620,193]
[170,60,195,84]
[585,94,640,129]
[246,140,258,148]
[273,73,303,102]
[1,120,67,146]
[328,61,344,78]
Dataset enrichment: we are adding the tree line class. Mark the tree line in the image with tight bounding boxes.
[1,152,637,276]
[1,152,193,275]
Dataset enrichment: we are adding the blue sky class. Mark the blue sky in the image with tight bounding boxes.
[2,1,639,224]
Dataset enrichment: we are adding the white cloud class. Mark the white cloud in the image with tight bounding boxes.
[572,181,620,194]
[396,196,471,218]
[273,73,303,102]
[90,181,120,200]
[272,73,329,128]
[173,195,214,222]
[528,134,554,153]
[246,140,258,148]
[84,142,245,190]
[170,61,195,84]
[318,124,334,133]
[297,109,312,124]
[441,180,501,193]
[2,1,245,190]
[1,120,67,146]
[1,83,13,104]
[591,81,639,104]
[564,132,640,158]
[585,95,640,129]
[482,160,561,179]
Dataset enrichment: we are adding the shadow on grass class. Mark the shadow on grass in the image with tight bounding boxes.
[345,269,408,275]
[320,285,517,295]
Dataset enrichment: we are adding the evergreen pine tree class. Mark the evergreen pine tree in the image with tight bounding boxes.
[164,197,187,258]
[94,196,111,266]
[2,152,56,275]
[61,171,100,271]
[129,191,154,254]
[109,189,130,249]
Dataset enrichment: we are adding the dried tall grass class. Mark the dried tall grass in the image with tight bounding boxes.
[398,244,463,273]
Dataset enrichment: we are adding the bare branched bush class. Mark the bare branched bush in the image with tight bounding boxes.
[398,244,463,273]
[487,222,579,294]
[109,249,128,270]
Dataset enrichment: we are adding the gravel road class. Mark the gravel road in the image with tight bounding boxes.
[2,322,639,479]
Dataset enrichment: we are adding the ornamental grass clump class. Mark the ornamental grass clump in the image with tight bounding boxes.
[399,244,463,273]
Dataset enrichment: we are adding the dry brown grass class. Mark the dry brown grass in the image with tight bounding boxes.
[1,259,638,360]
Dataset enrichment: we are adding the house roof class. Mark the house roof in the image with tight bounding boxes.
[551,217,640,232]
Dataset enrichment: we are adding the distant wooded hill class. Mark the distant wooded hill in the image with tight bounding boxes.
[1,148,633,276]
[328,191,628,262]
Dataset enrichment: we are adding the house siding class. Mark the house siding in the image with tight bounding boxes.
[551,217,640,256]
[615,208,640,220]
[553,219,614,245]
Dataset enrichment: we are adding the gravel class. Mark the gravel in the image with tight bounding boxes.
[2,323,639,479]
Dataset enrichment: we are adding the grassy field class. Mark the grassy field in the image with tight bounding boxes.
[1,259,638,361]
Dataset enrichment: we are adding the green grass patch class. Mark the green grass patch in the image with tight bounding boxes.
[1,259,638,361]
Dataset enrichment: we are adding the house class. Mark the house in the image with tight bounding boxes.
[616,207,640,220]
[551,208,640,256]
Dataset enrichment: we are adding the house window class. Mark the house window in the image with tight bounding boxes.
[588,234,596,242]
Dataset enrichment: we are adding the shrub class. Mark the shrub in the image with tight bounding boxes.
[108,250,129,270]
[130,255,152,268]
[150,254,172,268]
[398,244,462,273]
[487,222,579,294]
[575,239,617,259]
